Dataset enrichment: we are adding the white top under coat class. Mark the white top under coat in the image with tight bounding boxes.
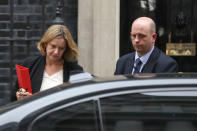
[40,69,63,91]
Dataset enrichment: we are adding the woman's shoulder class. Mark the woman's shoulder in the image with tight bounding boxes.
[65,61,83,72]
[22,55,44,68]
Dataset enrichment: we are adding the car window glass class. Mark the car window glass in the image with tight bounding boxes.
[100,93,197,131]
[31,101,97,131]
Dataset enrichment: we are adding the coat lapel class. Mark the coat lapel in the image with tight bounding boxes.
[142,47,160,73]
[63,61,70,82]
[30,56,45,93]
[124,53,135,74]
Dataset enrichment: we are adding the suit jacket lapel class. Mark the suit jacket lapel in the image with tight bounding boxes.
[124,53,135,74]
[142,47,160,73]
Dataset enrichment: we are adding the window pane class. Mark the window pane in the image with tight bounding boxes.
[100,93,197,131]
[31,101,97,131]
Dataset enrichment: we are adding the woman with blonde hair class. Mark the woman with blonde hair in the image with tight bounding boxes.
[12,25,83,101]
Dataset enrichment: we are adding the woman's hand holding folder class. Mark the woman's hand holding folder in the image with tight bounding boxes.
[16,88,32,100]
[15,64,32,100]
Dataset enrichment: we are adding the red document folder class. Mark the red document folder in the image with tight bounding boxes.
[15,64,32,94]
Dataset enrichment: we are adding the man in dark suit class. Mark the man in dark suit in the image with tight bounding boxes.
[115,17,178,75]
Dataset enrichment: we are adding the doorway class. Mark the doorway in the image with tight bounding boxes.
[120,0,197,72]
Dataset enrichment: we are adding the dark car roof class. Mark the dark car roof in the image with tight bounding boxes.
[2,73,197,110]
[0,73,197,125]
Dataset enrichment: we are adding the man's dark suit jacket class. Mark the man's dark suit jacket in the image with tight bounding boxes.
[114,47,178,75]
[12,55,83,101]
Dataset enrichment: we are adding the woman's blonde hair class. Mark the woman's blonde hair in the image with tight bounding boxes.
[37,24,78,61]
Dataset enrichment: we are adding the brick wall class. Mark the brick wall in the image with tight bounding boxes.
[0,0,78,106]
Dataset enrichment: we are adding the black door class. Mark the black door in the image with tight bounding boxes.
[120,0,197,72]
